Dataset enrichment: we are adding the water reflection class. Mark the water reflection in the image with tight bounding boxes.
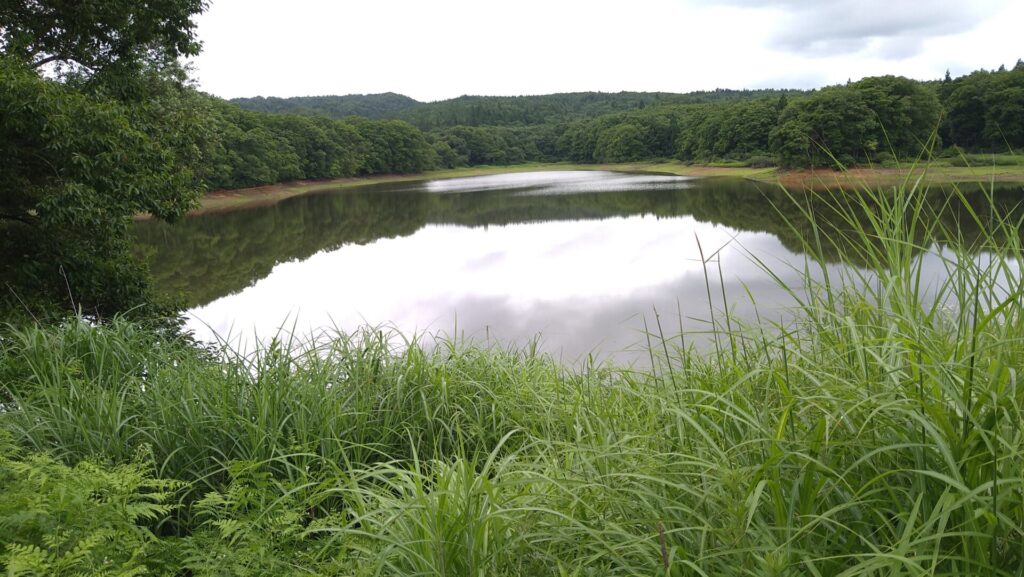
[422,170,696,195]
[133,172,1023,364]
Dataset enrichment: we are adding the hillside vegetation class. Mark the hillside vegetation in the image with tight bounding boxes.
[227,64,1024,173]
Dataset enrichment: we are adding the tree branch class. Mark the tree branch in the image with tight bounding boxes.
[31,54,62,68]
[0,212,38,227]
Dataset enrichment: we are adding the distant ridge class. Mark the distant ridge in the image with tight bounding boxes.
[231,89,802,129]
[230,92,423,120]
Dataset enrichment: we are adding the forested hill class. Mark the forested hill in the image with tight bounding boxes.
[231,89,803,129]
[216,64,1024,182]
[231,92,422,119]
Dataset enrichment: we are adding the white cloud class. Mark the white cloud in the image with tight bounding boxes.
[712,0,1001,58]
[187,0,1022,100]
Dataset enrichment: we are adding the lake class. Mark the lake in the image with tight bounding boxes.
[133,170,1021,364]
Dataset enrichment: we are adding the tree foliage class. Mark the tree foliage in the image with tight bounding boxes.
[189,98,437,189]
[225,67,1022,172]
[231,92,421,119]
[765,76,942,167]
[941,66,1024,151]
[0,0,205,77]
[0,0,209,319]
[0,57,206,317]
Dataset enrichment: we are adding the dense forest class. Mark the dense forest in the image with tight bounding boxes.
[232,92,421,119]
[88,63,1024,203]
[234,89,800,128]
[226,64,1024,178]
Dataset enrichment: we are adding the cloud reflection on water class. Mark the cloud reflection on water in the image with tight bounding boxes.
[152,171,1020,366]
[186,214,818,365]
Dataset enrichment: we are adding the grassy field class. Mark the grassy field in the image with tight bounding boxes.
[6,179,1024,575]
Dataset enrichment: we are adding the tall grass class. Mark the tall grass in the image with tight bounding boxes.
[1,179,1022,575]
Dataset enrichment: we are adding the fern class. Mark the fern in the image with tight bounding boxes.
[180,460,356,576]
[0,434,182,576]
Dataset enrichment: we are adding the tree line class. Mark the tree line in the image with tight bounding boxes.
[232,89,799,129]
[233,64,1024,171]
[421,68,1022,169]
[172,65,1024,194]
[196,97,436,189]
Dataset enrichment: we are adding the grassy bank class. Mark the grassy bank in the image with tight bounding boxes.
[6,181,1024,575]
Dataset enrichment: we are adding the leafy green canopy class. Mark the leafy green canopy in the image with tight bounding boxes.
[0,58,207,318]
[0,0,205,76]
[229,66,1022,171]
[0,1,207,319]
[941,62,1024,151]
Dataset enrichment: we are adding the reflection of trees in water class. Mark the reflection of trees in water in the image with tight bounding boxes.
[133,190,433,307]
[679,181,1024,263]
[133,179,1024,308]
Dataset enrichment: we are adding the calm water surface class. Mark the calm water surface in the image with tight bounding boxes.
[133,171,1021,364]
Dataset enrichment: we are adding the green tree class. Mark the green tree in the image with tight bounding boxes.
[437,126,514,165]
[981,68,1024,149]
[983,84,1024,148]
[944,79,988,149]
[771,87,878,167]
[556,120,601,162]
[594,123,647,162]
[940,66,1024,151]
[346,118,436,174]
[851,75,941,158]
[0,1,208,318]
[0,0,205,79]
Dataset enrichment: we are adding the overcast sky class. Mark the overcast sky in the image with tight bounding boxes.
[189,0,1024,102]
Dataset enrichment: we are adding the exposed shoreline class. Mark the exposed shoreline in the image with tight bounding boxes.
[137,161,1024,218]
